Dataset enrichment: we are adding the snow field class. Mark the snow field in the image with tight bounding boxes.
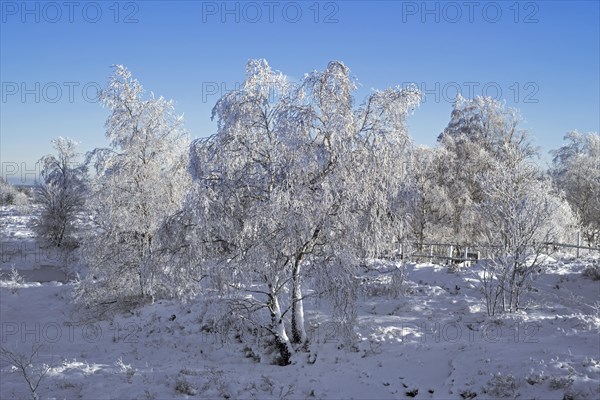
[1,256,598,399]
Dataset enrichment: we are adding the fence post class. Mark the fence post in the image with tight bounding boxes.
[577,231,581,258]
[448,245,453,264]
[429,245,434,260]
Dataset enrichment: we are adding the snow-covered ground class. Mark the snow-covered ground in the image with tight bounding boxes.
[1,205,73,283]
[1,205,599,399]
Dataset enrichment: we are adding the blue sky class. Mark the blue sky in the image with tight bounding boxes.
[1,1,599,183]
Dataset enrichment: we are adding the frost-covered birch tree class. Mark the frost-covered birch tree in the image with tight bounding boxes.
[405,146,453,248]
[34,137,87,248]
[436,95,537,245]
[187,59,420,364]
[477,157,574,315]
[188,60,325,363]
[550,131,600,246]
[79,65,190,306]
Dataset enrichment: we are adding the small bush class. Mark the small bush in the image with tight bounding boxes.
[175,378,197,396]
[582,263,600,281]
[1,267,25,294]
[459,390,477,399]
[0,344,54,400]
[549,375,573,390]
[114,357,135,384]
[0,177,20,206]
[447,262,463,274]
[482,373,519,398]
[526,372,547,385]
[359,262,405,299]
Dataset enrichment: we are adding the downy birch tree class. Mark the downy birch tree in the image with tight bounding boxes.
[79,65,190,306]
[187,59,420,364]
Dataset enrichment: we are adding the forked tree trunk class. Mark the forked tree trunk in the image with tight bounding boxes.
[267,287,293,365]
[291,258,307,344]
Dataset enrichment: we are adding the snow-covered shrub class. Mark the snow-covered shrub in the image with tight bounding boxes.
[549,375,574,390]
[174,377,197,396]
[526,371,547,385]
[258,375,294,398]
[581,357,599,368]
[582,261,600,281]
[1,267,24,294]
[0,344,55,400]
[482,373,520,398]
[114,357,135,384]
[199,297,248,345]
[34,137,87,248]
[0,183,30,208]
[359,261,405,299]
[0,177,18,205]
[477,160,576,316]
[459,389,477,399]
[197,368,230,398]
[390,264,406,298]
[447,262,464,274]
[72,274,148,319]
[563,379,599,400]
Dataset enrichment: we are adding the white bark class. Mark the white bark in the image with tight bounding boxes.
[268,285,293,365]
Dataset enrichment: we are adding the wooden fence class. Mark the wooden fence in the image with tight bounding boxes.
[392,240,600,264]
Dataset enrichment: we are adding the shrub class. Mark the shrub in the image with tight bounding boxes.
[582,263,600,281]
[175,378,197,396]
[482,373,520,398]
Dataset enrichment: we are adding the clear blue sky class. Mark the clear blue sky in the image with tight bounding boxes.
[1,1,599,183]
